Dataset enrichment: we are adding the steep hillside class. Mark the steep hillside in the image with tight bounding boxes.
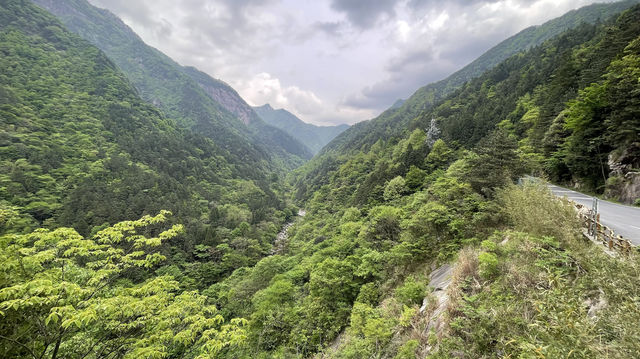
[298,1,640,204]
[0,0,300,299]
[198,6,640,357]
[322,0,640,156]
[254,103,349,154]
[183,67,314,161]
[0,2,252,356]
[32,0,312,168]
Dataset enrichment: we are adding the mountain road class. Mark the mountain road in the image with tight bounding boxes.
[548,184,640,245]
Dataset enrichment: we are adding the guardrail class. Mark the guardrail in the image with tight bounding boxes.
[573,202,634,255]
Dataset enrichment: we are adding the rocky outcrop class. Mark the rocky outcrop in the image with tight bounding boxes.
[198,84,256,126]
[425,118,441,148]
[606,144,640,204]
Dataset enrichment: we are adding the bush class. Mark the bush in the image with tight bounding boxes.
[478,252,499,280]
[394,339,419,359]
[497,183,580,242]
[396,276,427,306]
[384,176,407,201]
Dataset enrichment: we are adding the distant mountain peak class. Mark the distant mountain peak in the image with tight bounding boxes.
[257,103,274,110]
[253,104,349,155]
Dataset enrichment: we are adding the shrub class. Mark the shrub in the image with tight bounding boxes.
[478,252,499,280]
[384,176,408,201]
[497,183,580,242]
[396,276,427,306]
[394,339,419,359]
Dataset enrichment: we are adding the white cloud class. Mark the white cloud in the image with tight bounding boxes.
[241,72,322,115]
[87,0,619,126]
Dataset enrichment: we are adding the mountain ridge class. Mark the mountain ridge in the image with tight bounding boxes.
[322,0,640,156]
[32,0,313,167]
[253,103,349,155]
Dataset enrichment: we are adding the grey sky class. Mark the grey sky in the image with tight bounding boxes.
[87,0,616,126]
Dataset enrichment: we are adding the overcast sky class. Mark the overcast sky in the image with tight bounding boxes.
[88,0,616,126]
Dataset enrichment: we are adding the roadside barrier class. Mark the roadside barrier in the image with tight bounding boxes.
[573,202,634,255]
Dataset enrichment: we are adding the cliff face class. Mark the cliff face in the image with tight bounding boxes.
[196,81,256,126]
[606,145,640,204]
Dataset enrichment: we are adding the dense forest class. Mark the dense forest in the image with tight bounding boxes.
[33,0,313,169]
[1,0,640,358]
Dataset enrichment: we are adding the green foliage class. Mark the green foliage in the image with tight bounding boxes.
[477,252,499,280]
[34,0,312,169]
[394,339,419,359]
[384,176,408,201]
[0,212,246,358]
[295,1,639,203]
[436,228,640,358]
[405,166,427,191]
[425,139,455,171]
[3,1,640,358]
[498,183,581,240]
[0,0,296,294]
[395,276,427,306]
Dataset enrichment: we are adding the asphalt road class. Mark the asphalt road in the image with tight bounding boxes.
[548,184,640,245]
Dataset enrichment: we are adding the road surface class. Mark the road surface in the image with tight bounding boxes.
[548,184,640,245]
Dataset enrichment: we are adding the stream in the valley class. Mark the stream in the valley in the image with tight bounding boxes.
[271,209,306,255]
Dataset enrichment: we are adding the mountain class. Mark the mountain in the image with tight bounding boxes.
[201,5,640,357]
[0,0,301,295]
[389,98,405,109]
[322,0,640,156]
[253,104,349,155]
[296,3,640,204]
[32,0,312,168]
[3,0,640,358]
[182,67,314,160]
[0,2,259,356]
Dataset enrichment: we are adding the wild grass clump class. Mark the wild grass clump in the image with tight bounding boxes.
[497,183,581,242]
[429,184,640,358]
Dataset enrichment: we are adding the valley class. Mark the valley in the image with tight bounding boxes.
[1,0,639,358]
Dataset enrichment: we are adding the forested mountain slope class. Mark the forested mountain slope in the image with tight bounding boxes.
[0,0,300,300]
[2,1,640,358]
[32,0,313,168]
[193,6,640,358]
[297,2,640,204]
[183,67,314,160]
[253,103,349,155]
[320,0,639,162]
[0,0,293,356]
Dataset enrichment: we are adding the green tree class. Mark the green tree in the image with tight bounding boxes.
[0,211,246,359]
[425,139,455,171]
[384,176,408,201]
[468,129,523,196]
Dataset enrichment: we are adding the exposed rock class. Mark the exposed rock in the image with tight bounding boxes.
[425,118,441,148]
[419,264,453,354]
[606,144,640,204]
[198,84,255,125]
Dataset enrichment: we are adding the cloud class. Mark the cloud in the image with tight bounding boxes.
[330,0,399,29]
[313,21,345,37]
[341,0,615,113]
[241,73,323,116]
[87,0,617,126]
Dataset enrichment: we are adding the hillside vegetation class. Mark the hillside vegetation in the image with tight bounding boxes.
[33,0,313,168]
[1,1,639,358]
[297,4,640,204]
[313,0,640,200]
[0,4,300,356]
